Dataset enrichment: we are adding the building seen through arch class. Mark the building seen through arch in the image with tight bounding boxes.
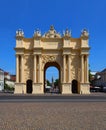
[44,64,60,93]
[14,26,90,94]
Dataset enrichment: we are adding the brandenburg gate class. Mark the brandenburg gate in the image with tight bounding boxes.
[14,25,90,94]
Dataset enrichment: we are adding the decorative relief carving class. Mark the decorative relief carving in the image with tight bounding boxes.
[16,29,24,37]
[63,28,71,37]
[33,29,41,37]
[71,55,80,68]
[41,55,62,70]
[25,70,30,80]
[71,55,80,80]
[24,55,33,70]
[25,71,33,81]
[42,55,56,64]
[43,25,61,38]
[81,29,89,38]
[71,68,75,79]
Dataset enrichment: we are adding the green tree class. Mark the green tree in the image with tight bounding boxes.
[47,80,51,86]
[54,79,59,87]
[4,83,14,91]
[89,69,93,83]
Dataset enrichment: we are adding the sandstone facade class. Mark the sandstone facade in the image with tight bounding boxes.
[14,26,90,94]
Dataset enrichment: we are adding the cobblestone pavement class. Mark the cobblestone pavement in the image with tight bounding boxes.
[0,102,106,130]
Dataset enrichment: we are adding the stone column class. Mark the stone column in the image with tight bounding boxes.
[68,55,71,83]
[16,55,19,82]
[63,55,66,83]
[86,55,89,83]
[21,55,24,83]
[81,55,84,83]
[84,55,86,83]
[38,55,41,83]
[33,55,36,83]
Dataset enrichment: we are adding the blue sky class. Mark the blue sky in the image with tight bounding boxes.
[0,0,106,81]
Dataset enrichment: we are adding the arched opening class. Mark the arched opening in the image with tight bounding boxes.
[44,62,61,94]
[72,80,78,93]
[26,79,33,94]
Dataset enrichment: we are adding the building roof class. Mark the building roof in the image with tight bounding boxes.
[0,68,4,72]
[101,68,106,72]
[10,75,16,81]
[4,72,9,76]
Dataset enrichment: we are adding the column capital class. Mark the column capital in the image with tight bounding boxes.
[80,54,89,56]
[80,54,84,56]
[63,54,66,57]
[20,54,24,56]
[15,54,19,57]
[62,54,67,56]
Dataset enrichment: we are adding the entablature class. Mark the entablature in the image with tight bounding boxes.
[15,26,90,55]
[80,47,90,55]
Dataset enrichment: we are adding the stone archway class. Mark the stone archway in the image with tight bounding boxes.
[44,62,61,93]
[72,80,78,93]
[26,79,33,93]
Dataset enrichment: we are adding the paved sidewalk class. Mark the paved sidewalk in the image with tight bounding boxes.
[0,102,106,130]
[0,91,106,96]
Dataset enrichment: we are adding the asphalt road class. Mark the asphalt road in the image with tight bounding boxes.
[0,93,106,102]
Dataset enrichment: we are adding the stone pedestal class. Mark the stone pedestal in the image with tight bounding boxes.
[32,83,44,94]
[62,83,72,94]
[80,83,90,94]
[14,83,26,94]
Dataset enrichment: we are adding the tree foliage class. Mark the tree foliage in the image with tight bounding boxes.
[4,83,14,91]
[89,69,92,83]
[54,79,59,86]
[47,80,51,86]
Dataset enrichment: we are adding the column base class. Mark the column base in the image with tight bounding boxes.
[14,83,26,94]
[62,83,72,94]
[32,83,44,94]
[80,83,90,94]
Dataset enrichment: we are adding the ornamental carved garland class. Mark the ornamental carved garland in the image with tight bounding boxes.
[42,55,56,64]
[24,55,33,70]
